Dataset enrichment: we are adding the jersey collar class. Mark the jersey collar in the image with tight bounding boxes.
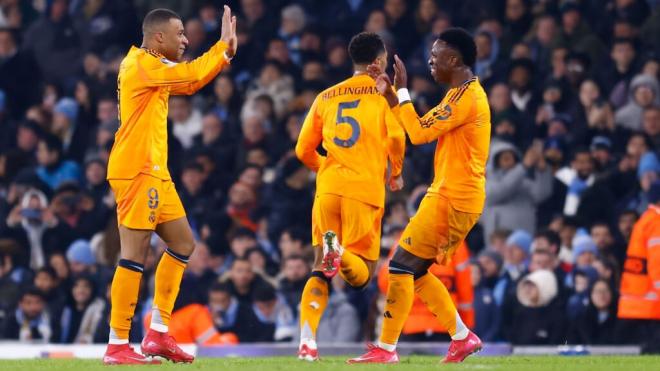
[140,47,164,59]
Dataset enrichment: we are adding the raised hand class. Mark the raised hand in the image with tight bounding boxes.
[220,5,237,58]
[389,174,404,192]
[367,62,398,107]
[393,55,407,90]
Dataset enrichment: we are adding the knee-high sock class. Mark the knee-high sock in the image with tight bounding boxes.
[414,273,468,340]
[151,249,188,332]
[339,250,370,288]
[378,263,415,351]
[299,271,330,343]
[109,260,144,344]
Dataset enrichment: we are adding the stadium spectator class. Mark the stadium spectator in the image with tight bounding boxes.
[507,269,563,344]
[170,96,203,150]
[615,74,659,131]
[0,28,41,119]
[208,282,259,343]
[476,249,504,291]
[501,230,533,284]
[568,279,619,345]
[32,266,65,322]
[483,141,553,241]
[278,227,308,260]
[314,276,361,342]
[1,287,54,342]
[264,157,312,242]
[22,0,84,85]
[220,257,264,305]
[251,283,295,342]
[556,148,596,217]
[35,134,81,191]
[58,275,105,343]
[566,265,599,321]
[277,255,309,317]
[470,260,500,342]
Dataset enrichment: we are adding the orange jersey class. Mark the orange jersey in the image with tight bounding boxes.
[295,74,405,208]
[618,205,660,320]
[392,77,490,213]
[108,41,230,180]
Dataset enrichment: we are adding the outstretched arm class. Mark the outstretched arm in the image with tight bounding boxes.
[141,6,237,95]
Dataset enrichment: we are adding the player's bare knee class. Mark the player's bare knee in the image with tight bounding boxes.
[169,239,195,257]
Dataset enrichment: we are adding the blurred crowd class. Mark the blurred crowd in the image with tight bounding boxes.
[1,0,659,347]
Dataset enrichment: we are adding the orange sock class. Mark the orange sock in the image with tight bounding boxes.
[378,269,414,350]
[414,273,468,339]
[339,250,370,288]
[109,260,144,344]
[299,272,329,343]
[151,249,188,332]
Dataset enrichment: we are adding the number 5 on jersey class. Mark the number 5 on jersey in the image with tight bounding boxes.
[334,100,361,148]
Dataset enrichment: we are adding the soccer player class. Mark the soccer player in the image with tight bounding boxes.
[103,7,237,365]
[350,28,490,364]
[294,32,406,361]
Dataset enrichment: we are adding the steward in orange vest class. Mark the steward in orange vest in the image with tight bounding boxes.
[618,183,660,353]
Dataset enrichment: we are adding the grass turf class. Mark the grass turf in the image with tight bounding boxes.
[1,356,660,371]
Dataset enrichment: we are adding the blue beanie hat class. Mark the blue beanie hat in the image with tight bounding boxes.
[506,229,532,256]
[66,239,95,265]
[638,152,660,180]
[54,97,79,122]
[572,234,597,261]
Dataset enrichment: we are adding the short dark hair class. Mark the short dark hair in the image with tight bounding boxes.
[35,266,58,280]
[209,282,231,294]
[284,254,306,264]
[612,37,635,48]
[142,8,181,35]
[438,27,477,67]
[590,221,611,231]
[619,209,639,219]
[231,257,251,267]
[252,283,276,302]
[230,227,257,242]
[182,161,203,173]
[571,146,591,161]
[40,133,63,154]
[348,32,385,65]
[282,226,308,244]
[21,287,45,301]
[534,229,561,252]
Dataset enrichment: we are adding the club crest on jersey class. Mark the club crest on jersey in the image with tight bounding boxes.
[149,211,156,224]
[419,104,451,128]
[147,188,159,209]
[434,104,452,121]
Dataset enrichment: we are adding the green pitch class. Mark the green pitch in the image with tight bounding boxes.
[1,356,659,371]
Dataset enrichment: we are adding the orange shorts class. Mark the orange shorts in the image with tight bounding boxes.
[399,193,480,264]
[109,173,186,230]
[311,194,384,261]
